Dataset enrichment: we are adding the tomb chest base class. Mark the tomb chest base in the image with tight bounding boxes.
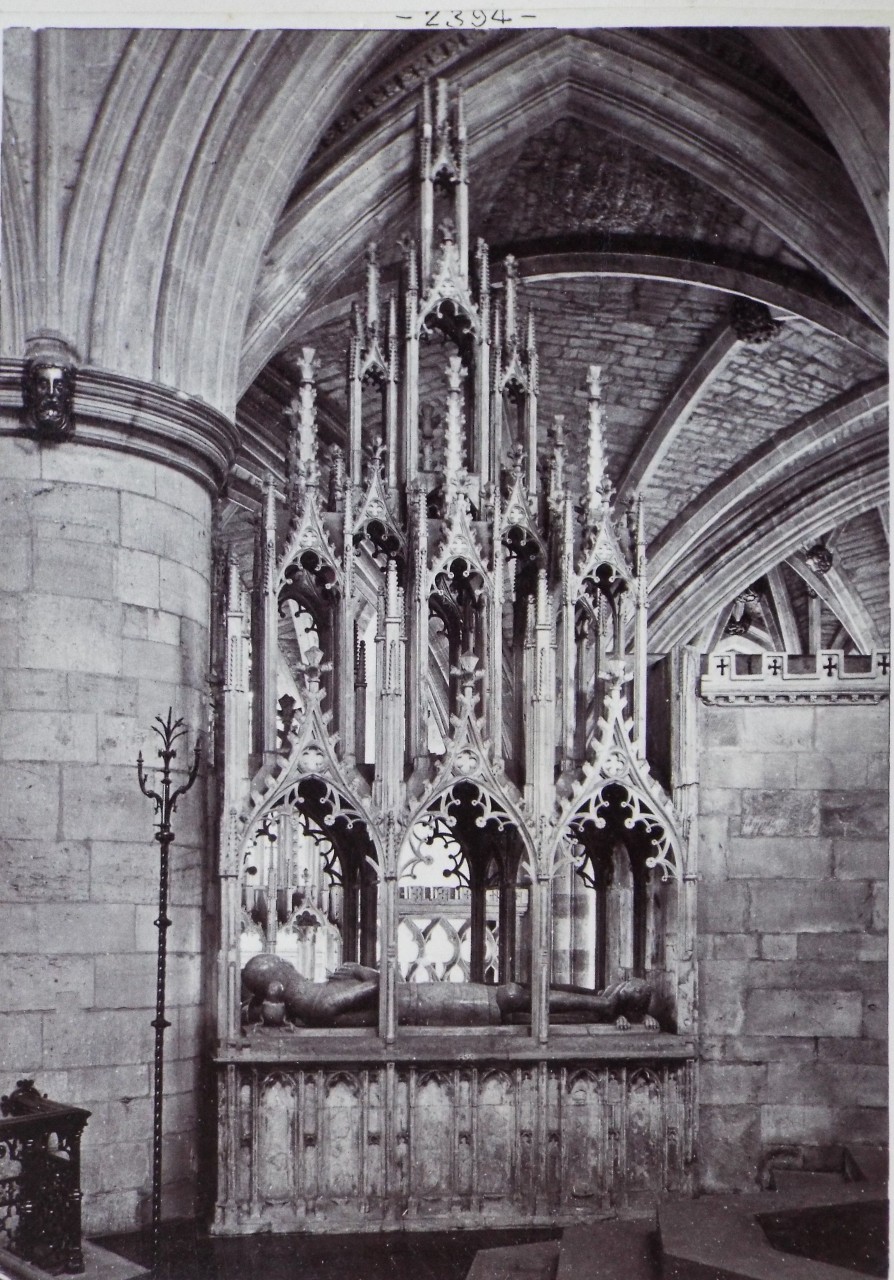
[213,1034,696,1234]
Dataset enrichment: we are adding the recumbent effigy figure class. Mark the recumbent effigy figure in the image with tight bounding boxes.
[242,954,660,1030]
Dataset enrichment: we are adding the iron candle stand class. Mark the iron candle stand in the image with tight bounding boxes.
[137,710,200,1278]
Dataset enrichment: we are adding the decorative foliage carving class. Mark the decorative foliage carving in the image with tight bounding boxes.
[804,543,834,575]
[481,116,756,245]
[730,297,780,345]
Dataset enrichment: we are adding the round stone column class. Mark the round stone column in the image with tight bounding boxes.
[0,358,237,1234]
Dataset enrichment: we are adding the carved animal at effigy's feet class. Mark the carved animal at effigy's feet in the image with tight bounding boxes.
[241,954,660,1030]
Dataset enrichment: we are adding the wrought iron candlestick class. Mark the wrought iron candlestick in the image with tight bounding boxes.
[137,710,200,1277]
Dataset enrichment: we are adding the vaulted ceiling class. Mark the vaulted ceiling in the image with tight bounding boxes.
[2,26,888,652]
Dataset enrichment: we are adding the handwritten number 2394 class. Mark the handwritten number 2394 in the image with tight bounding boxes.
[425,10,513,25]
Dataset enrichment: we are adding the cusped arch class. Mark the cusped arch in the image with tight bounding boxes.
[559,777,683,885]
[405,774,534,869]
[239,770,382,873]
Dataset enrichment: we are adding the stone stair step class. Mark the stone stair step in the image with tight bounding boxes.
[659,1192,882,1280]
[771,1169,846,1194]
[465,1239,560,1280]
[556,1220,657,1279]
[844,1144,889,1184]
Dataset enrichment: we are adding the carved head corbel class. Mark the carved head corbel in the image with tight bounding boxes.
[22,359,77,439]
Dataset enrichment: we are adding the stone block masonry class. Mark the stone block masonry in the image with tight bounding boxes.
[696,698,888,1192]
[0,430,212,1235]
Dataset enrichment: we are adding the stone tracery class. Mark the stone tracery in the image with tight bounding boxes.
[214,77,696,1233]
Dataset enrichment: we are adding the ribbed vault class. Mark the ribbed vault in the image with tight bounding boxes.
[1,25,887,659]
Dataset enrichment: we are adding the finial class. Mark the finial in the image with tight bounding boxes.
[263,472,276,526]
[297,346,317,385]
[386,557,400,617]
[420,402,436,471]
[477,238,489,275]
[586,364,607,521]
[504,255,518,343]
[436,78,448,128]
[492,302,502,352]
[365,434,387,482]
[351,300,363,342]
[456,87,466,140]
[365,243,380,333]
[509,441,525,482]
[535,568,551,630]
[446,354,466,392]
[227,547,241,610]
[548,414,566,504]
[406,240,419,293]
[293,347,320,497]
[444,356,468,494]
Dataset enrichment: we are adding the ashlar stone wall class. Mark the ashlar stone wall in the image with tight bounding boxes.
[0,430,212,1233]
[696,699,888,1190]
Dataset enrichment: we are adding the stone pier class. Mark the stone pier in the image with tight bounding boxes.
[0,365,236,1231]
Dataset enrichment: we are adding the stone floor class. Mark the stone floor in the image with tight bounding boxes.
[91,1223,562,1280]
[45,1154,889,1280]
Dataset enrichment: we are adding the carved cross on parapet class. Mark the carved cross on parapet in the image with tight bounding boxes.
[823,654,839,676]
[878,653,890,675]
[767,656,783,677]
[716,656,730,675]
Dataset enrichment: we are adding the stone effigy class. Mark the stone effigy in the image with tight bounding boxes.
[242,954,659,1030]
